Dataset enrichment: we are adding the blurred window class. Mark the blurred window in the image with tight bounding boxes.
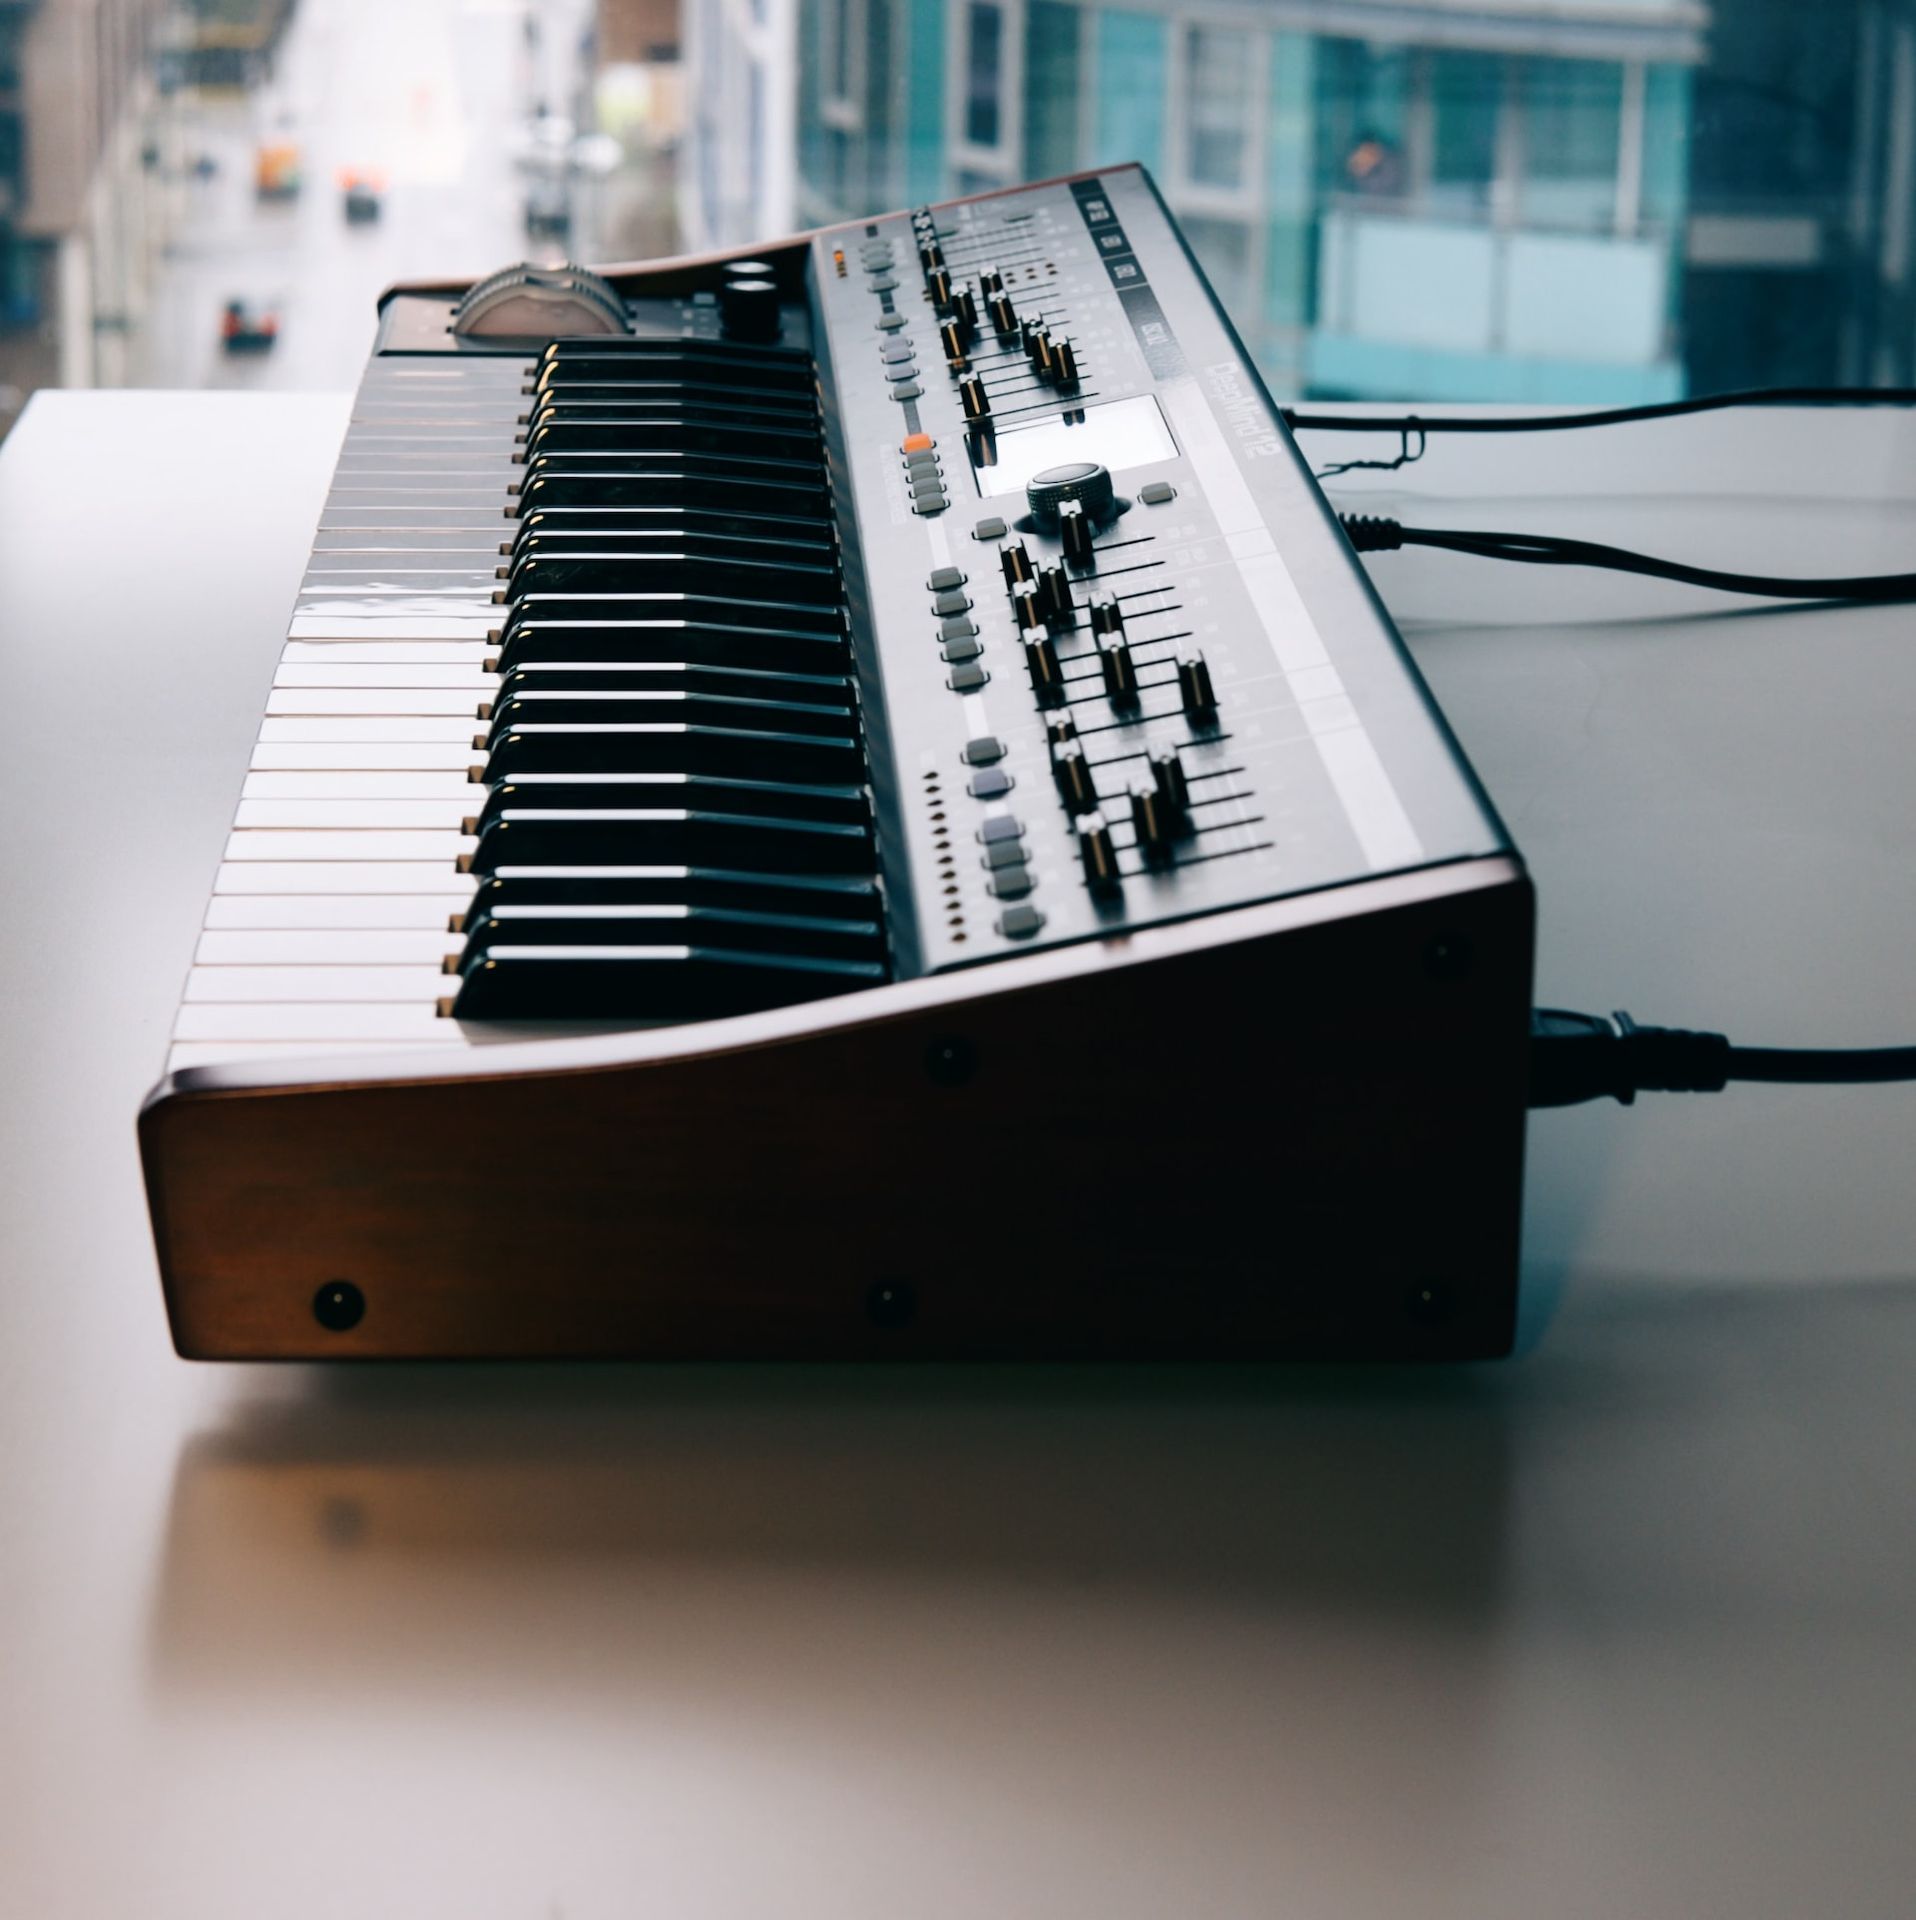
[963,2,1004,149]
[1184,25,1253,191]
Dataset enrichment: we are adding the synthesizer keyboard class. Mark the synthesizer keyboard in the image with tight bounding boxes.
[139,166,1535,1361]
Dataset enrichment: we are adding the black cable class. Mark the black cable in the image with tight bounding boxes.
[1529,1010,1916,1108]
[1340,513,1916,603]
[1284,385,1916,439]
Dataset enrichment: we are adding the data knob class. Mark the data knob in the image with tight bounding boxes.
[1027,461,1116,529]
[1098,632,1138,703]
[959,375,991,422]
[988,292,1017,337]
[1012,579,1045,633]
[1130,777,1174,860]
[1148,743,1191,816]
[1058,499,1094,565]
[1078,811,1121,890]
[1089,596,1124,636]
[1176,645,1217,716]
[1001,538,1034,587]
[1023,631,1064,703]
[718,277,782,343]
[1054,740,1098,812]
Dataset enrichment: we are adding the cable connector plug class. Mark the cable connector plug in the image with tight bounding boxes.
[1529,1009,1732,1109]
[1339,514,1405,553]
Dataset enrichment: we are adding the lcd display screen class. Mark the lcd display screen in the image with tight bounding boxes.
[968,395,1177,497]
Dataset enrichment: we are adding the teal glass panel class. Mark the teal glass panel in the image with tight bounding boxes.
[1090,10,1164,178]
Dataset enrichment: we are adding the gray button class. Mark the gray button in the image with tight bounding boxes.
[972,516,1008,541]
[981,838,1027,869]
[911,496,947,515]
[890,383,922,401]
[930,589,971,616]
[987,866,1035,899]
[875,313,908,331]
[940,634,983,662]
[967,767,1014,798]
[962,736,1005,765]
[909,480,947,504]
[927,566,968,591]
[978,814,1023,843]
[939,615,978,641]
[997,902,1045,937]
[947,662,989,691]
[1139,481,1177,505]
[867,276,899,293]
[880,340,916,363]
[904,451,941,473]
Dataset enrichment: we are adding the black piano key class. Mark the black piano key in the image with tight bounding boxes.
[464,809,876,876]
[497,662,850,699]
[490,620,850,677]
[449,944,883,1020]
[501,552,841,603]
[515,467,830,515]
[510,510,840,556]
[465,868,883,921]
[480,691,855,751]
[472,774,870,830]
[483,724,867,784]
[456,901,883,968]
[522,417,825,463]
[536,341,813,384]
[499,592,846,640]
[525,384,820,420]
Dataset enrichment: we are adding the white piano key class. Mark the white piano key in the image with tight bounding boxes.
[175,1003,458,1041]
[267,690,485,717]
[299,571,499,590]
[215,862,468,893]
[260,717,482,742]
[207,891,474,929]
[235,799,477,829]
[280,642,493,664]
[288,617,499,640]
[197,930,462,964]
[166,1040,460,1070]
[185,966,450,1002]
[273,665,496,690]
[224,829,469,861]
[243,771,478,799]
[251,742,481,771]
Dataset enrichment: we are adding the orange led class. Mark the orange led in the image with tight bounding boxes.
[900,432,934,454]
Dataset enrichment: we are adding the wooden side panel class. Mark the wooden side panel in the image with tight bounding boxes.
[141,873,1534,1361]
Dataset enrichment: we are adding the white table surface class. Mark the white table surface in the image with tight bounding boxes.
[3,390,1914,1919]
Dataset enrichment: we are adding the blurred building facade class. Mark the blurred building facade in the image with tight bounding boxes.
[684,0,1916,401]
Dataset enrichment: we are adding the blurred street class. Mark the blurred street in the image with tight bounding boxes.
[132,0,676,392]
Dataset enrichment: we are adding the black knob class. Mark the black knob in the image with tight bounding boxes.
[1098,633,1138,703]
[927,266,952,310]
[1001,539,1033,587]
[1023,631,1064,703]
[1055,740,1098,813]
[1027,461,1116,529]
[1149,743,1190,816]
[1059,499,1094,565]
[1028,329,1056,380]
[952,288,979,337]
[1078,811,1121,890]
[1037,564,1074,627]
[979,267,1004,296]
[1052,339,1080,390]
[718,277,782,343]
[1130,777,1174,860]
[1089,596,1124,636]
[1012,580,1044,633]
[919,240,944,275]
[1020,318,1044,362]
[960,375,991,422]
[1176,645,1217,717]
[988,292,1017,338]
[1046,712,1078,750]
[940,321,968,369]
